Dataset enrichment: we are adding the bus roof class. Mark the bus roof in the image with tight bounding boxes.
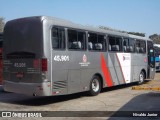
[7,16,152,41]
[128,34,151,41]
[39,16,128,36]
[42,16,152,41]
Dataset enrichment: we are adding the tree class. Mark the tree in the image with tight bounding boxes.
[149,34,160,44]
[0,17,5,32]
[99,26,146,37]
[99,26,127,33]
[128,32,145,37]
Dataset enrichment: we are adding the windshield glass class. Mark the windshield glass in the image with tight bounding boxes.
[3,17,43,58]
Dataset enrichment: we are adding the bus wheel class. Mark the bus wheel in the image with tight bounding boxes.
[88,76,101,96]
[138,71,145,84]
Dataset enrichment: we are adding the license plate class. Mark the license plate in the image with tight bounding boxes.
[16,72,24,79]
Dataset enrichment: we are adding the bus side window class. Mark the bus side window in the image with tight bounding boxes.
[108,36,122,52]
[52,27,65,50]
[97,35,106,51]
[88,33,106,51]
[147,41,153,53]
[136,40,140,53]
[129,39,135,52]
[88,33,97,51]
[140,40,146,53]
[123,38,135,53]
[123,38,128,52]
[68,29,86,50]
[136,40,146,54]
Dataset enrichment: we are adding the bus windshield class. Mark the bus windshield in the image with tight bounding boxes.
[3,17,43,58]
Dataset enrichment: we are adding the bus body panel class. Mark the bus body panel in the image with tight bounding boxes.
[52,51,70,95]
[42,19,53,95]
[132,53,148,81]
[107,53,124,85]
[4,81,51,96]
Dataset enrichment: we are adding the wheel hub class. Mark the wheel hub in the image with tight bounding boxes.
[92,79,99,92]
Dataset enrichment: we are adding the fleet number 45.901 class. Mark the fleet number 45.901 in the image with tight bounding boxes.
[54,55,69,62]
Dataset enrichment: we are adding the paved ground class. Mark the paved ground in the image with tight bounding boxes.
[0,73,160,120]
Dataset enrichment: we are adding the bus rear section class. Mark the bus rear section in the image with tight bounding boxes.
[0,33,3,85]
[3,17,51,96]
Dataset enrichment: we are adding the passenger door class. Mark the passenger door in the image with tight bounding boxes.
[147,41,155,79]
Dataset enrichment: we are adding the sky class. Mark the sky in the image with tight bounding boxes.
[0,0,160,37]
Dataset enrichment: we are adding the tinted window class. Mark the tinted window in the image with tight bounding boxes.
[123,38,135,52]
[147,41,153,52]
[52,27,65,49]
[68,29,86,50]
[108,36,122,51]
[136,40,146,53]
[4,18,43,58]
[88,33,106,51]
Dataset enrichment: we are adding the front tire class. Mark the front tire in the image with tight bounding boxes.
[88,76,101,96]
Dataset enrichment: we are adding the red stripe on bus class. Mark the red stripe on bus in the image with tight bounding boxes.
[101,53,113,87]
[116,53,125,83]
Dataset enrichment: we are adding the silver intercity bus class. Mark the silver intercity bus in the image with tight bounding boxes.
[3,16,155,96]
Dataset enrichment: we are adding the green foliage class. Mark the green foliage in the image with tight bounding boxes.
[149,34,160,44]
[128,32,145,37]
[0,17,5,32]
[99,26,127,33]
[99,26,145,37]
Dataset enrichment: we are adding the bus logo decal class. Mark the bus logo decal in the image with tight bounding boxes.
[123,56,130,61]
[144,57,147,63]
[83,54,87,63]
[79,54,90,66]
[117,53,131,83]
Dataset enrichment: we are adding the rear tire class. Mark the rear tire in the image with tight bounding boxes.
[88,76,101,96]
[138,71,145,84]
